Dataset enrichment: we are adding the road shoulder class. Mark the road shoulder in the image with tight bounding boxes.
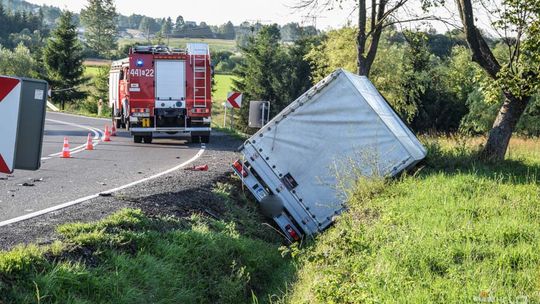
[0,132,242,251]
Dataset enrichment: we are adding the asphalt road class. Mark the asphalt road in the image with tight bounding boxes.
[0,112,203,223]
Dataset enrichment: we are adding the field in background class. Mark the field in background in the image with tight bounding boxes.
[84,65,102,77]
[212,74,238,128]
[118,37,237,52]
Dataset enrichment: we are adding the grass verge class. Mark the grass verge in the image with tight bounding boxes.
[0,178,293,304]
[286,137,540,303]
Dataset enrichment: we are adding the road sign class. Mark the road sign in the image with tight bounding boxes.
[226,92,242,109]
[0,77,22,174]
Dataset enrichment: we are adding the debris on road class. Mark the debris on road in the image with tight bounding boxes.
[17,183,35,187]
[185,164,209,171]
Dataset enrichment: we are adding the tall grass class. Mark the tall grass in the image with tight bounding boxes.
[0,180,294,304]
[287,137,540,303]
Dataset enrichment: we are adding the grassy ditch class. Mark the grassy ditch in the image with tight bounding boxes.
[286,137,540,303]
[2,137,539,303]
[0,179,293,304]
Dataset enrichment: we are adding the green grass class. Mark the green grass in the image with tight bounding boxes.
[286,137,540,303]
[212,74,239,128]
[0,179,293,304]
[84,65,101,77]
[3,134,539,303]
[118,37,237,52]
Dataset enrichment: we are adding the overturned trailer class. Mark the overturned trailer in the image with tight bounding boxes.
[232,69,427,241]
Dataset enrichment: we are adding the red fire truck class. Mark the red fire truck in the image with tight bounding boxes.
[108,43,212,143]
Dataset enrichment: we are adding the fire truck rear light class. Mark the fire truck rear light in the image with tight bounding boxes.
[233,160,248,177]
[131,108,151,116]
[285,225,300,241]
[192,108,209,114]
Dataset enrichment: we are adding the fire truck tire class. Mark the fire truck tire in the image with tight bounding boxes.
[133,136,143,143]
[115,118,122,129]
[143,136,153,144]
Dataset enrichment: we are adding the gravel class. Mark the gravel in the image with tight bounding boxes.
[0,132,245,251]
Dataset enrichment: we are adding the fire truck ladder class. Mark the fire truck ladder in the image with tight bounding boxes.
[192,54,207,108]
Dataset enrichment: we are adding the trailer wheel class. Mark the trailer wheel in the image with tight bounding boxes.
[143,136,153,144]
[134,136,142,143]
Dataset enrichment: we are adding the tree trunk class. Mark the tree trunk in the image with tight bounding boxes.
[358,57,370,76]
[357,0,368,76]
[481,94,530,161]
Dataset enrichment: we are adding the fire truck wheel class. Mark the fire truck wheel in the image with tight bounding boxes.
[115,118,122,129]
[133,136,143,143]
[143,136,153,144]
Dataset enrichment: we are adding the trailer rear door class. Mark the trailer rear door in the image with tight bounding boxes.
[155,60,185,102]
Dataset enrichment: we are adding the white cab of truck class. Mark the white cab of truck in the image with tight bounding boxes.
[232,69,427,242]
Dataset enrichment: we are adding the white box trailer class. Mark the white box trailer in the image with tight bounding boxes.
[232,69,427,241]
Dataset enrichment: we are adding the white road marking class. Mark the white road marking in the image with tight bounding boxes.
[0,146,206,228]
[41,119,103,160]
[47,111,110,122]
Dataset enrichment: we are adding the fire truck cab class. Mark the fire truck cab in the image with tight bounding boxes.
[109,43,212,144]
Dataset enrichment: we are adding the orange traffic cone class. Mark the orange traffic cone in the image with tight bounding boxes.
[85,133,94,150]
[61,137,71,158]
[111,124,117,136]
[103,125,111,142]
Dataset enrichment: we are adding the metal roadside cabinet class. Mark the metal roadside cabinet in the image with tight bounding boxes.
[15,77,48,171]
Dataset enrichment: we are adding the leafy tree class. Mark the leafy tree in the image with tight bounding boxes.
[0,43,36,77]
[88,66,109,107]
[281,22,301,42]
[233,25,285,129]
[297,0,443,76]
[219,21,236,39]
[233,24,315,130]
[127,14,144,29]
[174,15,184,34]
[305,27,357,82]
[0,2,43,48]
[80,0,118,58]
[161,17,173,35]
[43,10,87,110]
[455,0,540,160]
